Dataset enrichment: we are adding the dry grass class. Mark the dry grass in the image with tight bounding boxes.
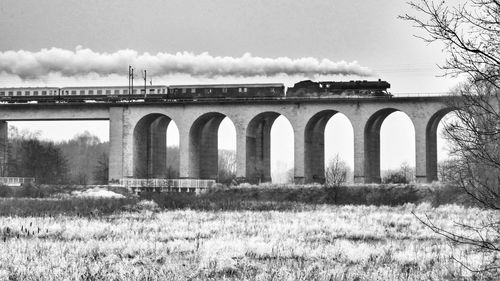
[0,203,498,280]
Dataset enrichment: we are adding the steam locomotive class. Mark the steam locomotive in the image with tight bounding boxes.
[287,79,391,97]
[0,79,390,103]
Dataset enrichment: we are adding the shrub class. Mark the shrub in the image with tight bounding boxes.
[15,183,45,198]
[0,185,13,197]
[383,172,409,184]
[0,197,137,217]
[426,183,477,207]
[139,184,470,210]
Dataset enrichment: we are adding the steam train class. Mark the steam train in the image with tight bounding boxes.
[0,80,390,103]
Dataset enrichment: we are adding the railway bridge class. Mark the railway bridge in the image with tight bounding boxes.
[0,96,453,183]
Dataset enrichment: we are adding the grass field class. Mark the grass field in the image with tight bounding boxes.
[0,197,497,280]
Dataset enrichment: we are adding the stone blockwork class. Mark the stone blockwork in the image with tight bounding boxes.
[0,121,7,176]
[106,97,451,183]
[246,112,280,183]
[0,97,452,183]
[304,110,337,183]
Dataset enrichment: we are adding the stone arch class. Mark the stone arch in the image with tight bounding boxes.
[426,108,455,182]
[133,113,175,178]
[364,108,415,183]
[304,110,354,183]
[189,112,227,179]
[246,111,283,183]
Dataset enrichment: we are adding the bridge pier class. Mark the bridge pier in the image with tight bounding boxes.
[109,107,125,182]
[133,114,158,178]
[178,125,190,179]
[353,120,366,184]
[246,112,279,183]
[304,111,336,183]
[414,119,429,183]
[294,123,305,184]
[189,113,225,179]
[235,123,247,179]
[0,121,7,177]
[150,116,170,178]
[423,110,451,183]
[363,110,388,183]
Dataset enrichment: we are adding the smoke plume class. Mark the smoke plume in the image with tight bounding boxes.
[0,47,373,80]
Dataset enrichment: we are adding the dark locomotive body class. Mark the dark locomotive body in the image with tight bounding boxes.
[286,79,391,97]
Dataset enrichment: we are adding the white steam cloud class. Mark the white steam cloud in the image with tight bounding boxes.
[0,47,373,80]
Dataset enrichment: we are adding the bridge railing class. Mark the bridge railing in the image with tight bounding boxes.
[0,177,35,186]
[391,92,451,97]
[119,178,216,194]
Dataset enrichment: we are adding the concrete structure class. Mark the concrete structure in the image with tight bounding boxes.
[0,96,453,183]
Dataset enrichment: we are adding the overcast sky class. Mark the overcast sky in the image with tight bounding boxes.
[0,0,457,176]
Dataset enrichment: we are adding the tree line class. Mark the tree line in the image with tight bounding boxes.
[6,128,109,185]
[4,128,240,185]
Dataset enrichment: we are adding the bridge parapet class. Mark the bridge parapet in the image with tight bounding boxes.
[0,177,35,186]
[392,92,450,97]
[119,178,216,194]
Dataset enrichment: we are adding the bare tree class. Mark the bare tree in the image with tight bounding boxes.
[437,158,461,183]
[401,0,500,87]
[382,162,415,184]
[218,149,236,185]
[325,154,349,188]
[324,154,350,203]
[401,0,500,273]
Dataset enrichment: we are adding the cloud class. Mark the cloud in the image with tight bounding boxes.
[0,47,373,80]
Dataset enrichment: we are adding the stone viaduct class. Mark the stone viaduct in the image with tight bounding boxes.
[0,96,453,183]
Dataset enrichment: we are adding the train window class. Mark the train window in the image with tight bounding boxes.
[244,88,248,93]
[97,90,102,95]
[149,89,155,93]
[0,92,4,96]
[133,90,137,94]
[123,90,128,95]
[88,90,94,95]
[33,91,38,96]
[80,90,85,95]
[190,88,196,94]
[17,91,22,96]
[114,90,120,94]
[238,88,242,93]
[105,90,110,94]
[182,88,187,94]
[8,92,13,96]
[42,91,47,95]
[71,90,76,95]
[222,88,227,93]
[162,89,165,94]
